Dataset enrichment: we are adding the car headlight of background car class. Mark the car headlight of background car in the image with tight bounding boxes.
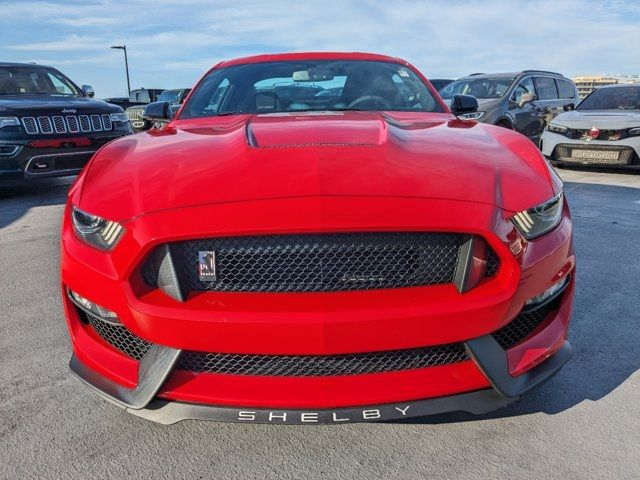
[457,111,485,120]
[511,192,564,240]
[109,112,130,124]
[71,206,124,250]
[0,117,20,129]
[628,127,640,137]
[545,123,569,134]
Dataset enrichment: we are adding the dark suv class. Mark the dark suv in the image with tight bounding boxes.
[0,62,131,185]
[439,71,579,143]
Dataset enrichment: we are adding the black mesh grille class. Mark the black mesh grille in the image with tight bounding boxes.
[77,307,468,375]
[143,232,500,293]
[80,310,151,360]
[177,344,469,376]
[492,297,560,350]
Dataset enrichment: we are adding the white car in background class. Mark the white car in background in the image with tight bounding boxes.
[541,84,640,169]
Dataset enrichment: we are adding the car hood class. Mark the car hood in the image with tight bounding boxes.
[78,111,554,220]
[0,95,121,114]
[551,109,640,129]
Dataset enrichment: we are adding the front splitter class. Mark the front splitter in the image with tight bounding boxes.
[125,388,518,425]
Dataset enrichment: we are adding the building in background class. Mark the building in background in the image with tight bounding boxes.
[572,75,640,99]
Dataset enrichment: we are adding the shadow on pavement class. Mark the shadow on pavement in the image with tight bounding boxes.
[0,177,73,229]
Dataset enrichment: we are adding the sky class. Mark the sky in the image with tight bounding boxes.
[0,0,639,98]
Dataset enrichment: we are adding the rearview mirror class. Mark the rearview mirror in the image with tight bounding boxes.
[144,101,170,121]
[450,94,478,116]
[293,68,335,82]
[563,103,575,111]
[81,85,95,98]
[518,92,536,108]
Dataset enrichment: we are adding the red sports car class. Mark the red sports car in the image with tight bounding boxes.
[61,52,575,424]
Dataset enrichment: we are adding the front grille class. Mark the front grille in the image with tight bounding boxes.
[492,296,561,350]
[20,114,113,135]
[553,144,638,165]
[66,115,79,133]
[178,344,469,376]
[77,307,469,375]
[127,107,144,121]
[143,232,499,294]
[565,128,627,141]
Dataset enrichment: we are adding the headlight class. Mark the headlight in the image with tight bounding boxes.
[458,111,485,120]
[545,123,569,134]
[71,206,124,250]
[628,127,640,137]
[0,117,20,129]
[511,192,564,240]
[109,112,129,123]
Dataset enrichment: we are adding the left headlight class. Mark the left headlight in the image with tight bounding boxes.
[458,111,485,120]
[71,206,124,250]
[109,112,129,123]
[511,192,564,240]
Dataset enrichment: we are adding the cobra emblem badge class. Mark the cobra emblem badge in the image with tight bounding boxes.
[198,251,217,281]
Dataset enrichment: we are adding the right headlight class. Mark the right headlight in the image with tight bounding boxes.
[71,206,124,250]
[511,192,564,240]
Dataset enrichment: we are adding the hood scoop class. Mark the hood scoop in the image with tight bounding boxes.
[246,113,387,148]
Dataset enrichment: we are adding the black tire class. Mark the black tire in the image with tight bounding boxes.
[495,120,513,129]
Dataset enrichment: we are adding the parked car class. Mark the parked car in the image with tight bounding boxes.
[105,88,164,111]
[429,78,454,91]
[62,52,574,424]
[541,84,640,169]
[439,71,579,143]
[138,88,191,131]
[0,62,131,185]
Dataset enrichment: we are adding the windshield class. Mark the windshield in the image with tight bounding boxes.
[180,60,443,119]
[439,77,514,99]
[577,86,640,111]
[158,90,183,103]
[0,66,80,95]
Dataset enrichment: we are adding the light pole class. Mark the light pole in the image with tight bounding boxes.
[110,45,131,95]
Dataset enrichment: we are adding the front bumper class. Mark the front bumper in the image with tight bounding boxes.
[0,132,128,184]
[61,196,575,424]
[69,336,572,425]
[541,131,640,169]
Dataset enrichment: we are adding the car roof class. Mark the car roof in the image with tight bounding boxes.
[0,62,54,68]
[459,70,565,80]
[218,52,409,68]
[597,83,640,89]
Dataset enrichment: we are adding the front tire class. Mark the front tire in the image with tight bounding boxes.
[495,120,513,129]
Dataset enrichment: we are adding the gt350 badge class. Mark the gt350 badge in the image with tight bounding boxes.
[198,251,217,281]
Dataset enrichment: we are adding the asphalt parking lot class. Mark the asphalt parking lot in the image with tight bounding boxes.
[0,168,638,479]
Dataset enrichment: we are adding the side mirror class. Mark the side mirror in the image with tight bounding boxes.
[518,92,536,108]
[450,94,478,116]
[144,101,170,121]
[81,85,95,98]
[563,103,575,111]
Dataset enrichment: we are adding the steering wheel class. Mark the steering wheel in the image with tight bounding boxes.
[347,95,392,110]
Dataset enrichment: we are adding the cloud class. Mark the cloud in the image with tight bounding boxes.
[0,0,638,98]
